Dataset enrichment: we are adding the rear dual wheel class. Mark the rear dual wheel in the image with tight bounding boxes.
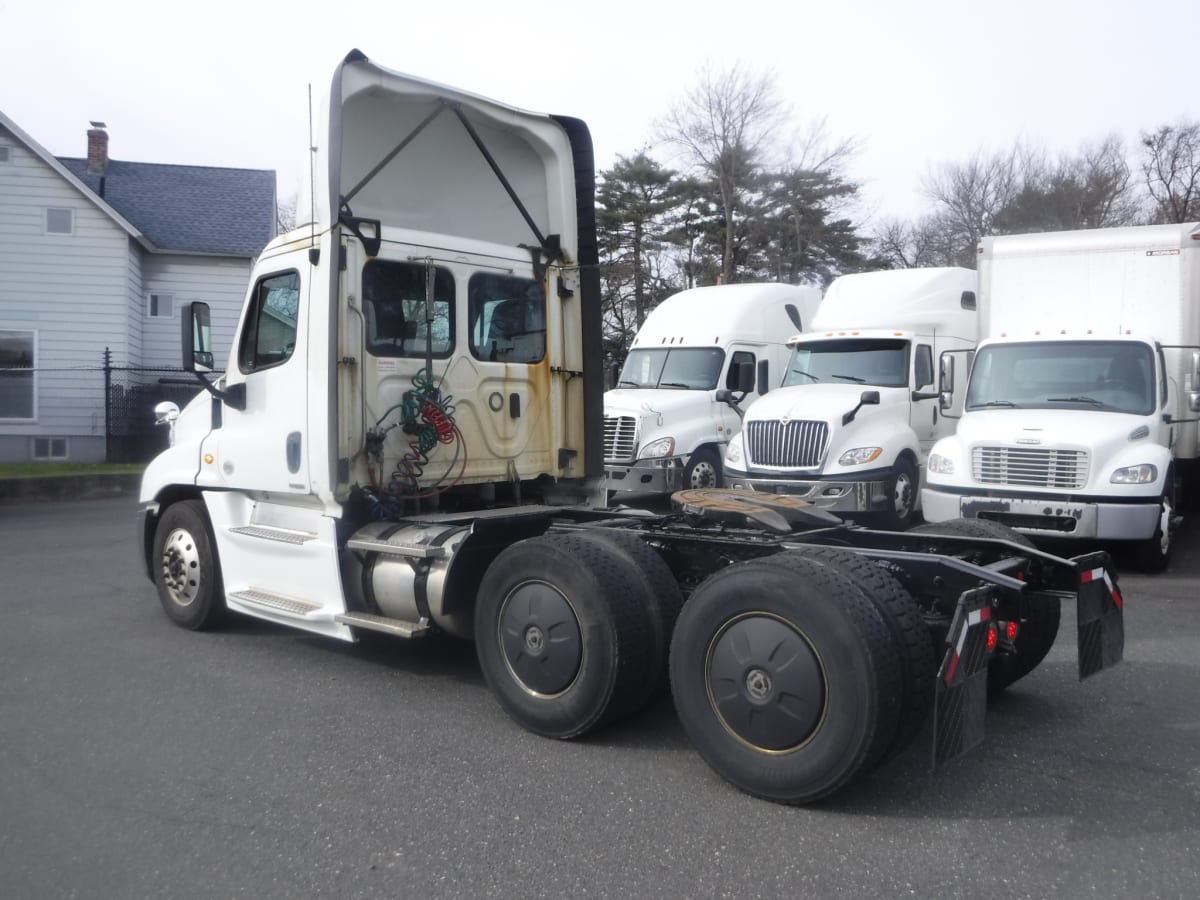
[669,552,903,804]
[473,532,676,739]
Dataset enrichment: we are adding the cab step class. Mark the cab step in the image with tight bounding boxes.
[229,524,318,545]
[335,611,432,638]
[228,588,322,617]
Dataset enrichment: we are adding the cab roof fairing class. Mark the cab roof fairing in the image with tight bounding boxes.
[312,50,582,262]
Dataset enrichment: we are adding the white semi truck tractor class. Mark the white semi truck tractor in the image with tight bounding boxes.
[137,50,1126,805]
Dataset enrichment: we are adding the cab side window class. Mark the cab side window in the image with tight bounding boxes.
[915,345,933,389]
[238,271,300,373]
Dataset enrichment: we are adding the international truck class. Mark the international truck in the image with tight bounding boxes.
[137,50,1125,805]
[603,283,820,497]
[922,224,1200,572]
[723,267,978,529]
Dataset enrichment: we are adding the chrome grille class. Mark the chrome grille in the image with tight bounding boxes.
[745,420,829,468]
[971,446,1089,489]
[604,415,638,462]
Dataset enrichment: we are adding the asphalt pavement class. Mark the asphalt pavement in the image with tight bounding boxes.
[0,496,1197,900]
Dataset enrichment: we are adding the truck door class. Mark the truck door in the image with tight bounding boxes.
[910,342,952,460]
[718,349,758,438]
[200,258,313,496]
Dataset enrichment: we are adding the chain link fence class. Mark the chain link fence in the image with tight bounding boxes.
[104,351,203,463]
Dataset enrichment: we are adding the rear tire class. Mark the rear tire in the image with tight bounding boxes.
[795,546,935,764]
[669,552,901,804]
[474,534,651,739]
[152,500,227,631]
[910,518,1060,693]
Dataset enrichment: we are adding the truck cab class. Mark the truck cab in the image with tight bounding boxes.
[603,283,819,496]
[724,267,977,529]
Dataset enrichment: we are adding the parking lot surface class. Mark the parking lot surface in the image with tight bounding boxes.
[1,496,1197,899]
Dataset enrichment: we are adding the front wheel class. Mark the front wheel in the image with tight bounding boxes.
[152,500,227,630]
[879,457,918,530]
[683,447,722,490]
[1133,480,1174,574]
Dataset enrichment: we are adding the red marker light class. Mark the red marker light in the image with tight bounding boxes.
[1007,621,1019,641]
[986,624,998,651]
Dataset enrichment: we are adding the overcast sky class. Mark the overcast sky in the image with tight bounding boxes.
[2,0,1194,226]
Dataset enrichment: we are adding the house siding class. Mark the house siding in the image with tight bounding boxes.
[141,255,251,369]
[0,125,132,461]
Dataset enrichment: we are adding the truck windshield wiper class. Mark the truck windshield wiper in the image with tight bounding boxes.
[659,382,692,389]
[832,373,865,383]
[1047,396,1112,409]
[975,399,1018,408]
[616,380,641,388]
[790,368,819,382]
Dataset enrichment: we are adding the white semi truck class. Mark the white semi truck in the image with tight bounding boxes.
[603,283,820,497]
[136,50,1125,805]
[724,267,978,529]
[922,223,1200,572]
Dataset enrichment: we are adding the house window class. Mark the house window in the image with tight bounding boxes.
[45,208,74,235]
[0,145,11,164]
[147,293,174,318]
[0,329,36,420]
[32,438,68,460]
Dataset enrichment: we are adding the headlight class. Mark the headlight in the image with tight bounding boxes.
[1110,464,1157,484]
[639,437,675,460]
[928,453,954,475]
[838,447,882,466]
[725,434,743,466]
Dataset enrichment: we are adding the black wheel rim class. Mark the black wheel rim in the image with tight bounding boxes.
[497,581,583,696]
[705,613,826,752]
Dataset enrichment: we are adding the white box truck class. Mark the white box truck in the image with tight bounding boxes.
[922,223,1200,571]
[135,50,1124,805]
[603,283,820,497]
[724,267,978,528]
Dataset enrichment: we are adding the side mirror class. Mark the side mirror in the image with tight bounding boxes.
[610,363,621,390]
[1189,350,1200,413]
[939,354,956,410]
[757,359,770,396]
[842,390,880,426]
[181,302,214,373]
[715,388,746,420]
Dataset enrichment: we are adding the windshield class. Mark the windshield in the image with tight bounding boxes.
[966,341,1155,415]
[782,338,909,388]
[617,348,725,390]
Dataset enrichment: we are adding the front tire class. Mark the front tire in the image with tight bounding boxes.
[1133,478,1174,574]
[880,457,918,530]
[684,447,722,489]
[669,552,901,804]
[152,500,227,631]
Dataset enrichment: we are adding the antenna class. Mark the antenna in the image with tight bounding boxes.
[308,83,318,265]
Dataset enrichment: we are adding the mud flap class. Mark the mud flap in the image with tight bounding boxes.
[1073,551,1124,679]
[932,587,994,769]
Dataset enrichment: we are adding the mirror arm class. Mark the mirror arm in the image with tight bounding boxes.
[190,373,246,411]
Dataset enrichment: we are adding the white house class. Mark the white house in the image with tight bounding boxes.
[0,113,276,463]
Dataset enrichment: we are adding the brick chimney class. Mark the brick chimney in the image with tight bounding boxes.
[87,121,108,173]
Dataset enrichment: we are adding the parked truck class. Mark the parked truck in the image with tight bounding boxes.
[603,283,820,497]
[138,50,1124,805]
[723,267,978,529]
[922,223,1200,572]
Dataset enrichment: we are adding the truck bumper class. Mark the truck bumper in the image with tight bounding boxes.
[921,488,1160,540]
[724,472,893,513]
[605,460,682,495]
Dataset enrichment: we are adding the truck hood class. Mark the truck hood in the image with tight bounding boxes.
[745,384,909,425]
[604,388,716,420]
[955,408,1152,455]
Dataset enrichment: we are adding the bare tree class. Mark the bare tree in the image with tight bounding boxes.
[1142,120,1200,223]
[658,63,784,283]
[276,191,298,234]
